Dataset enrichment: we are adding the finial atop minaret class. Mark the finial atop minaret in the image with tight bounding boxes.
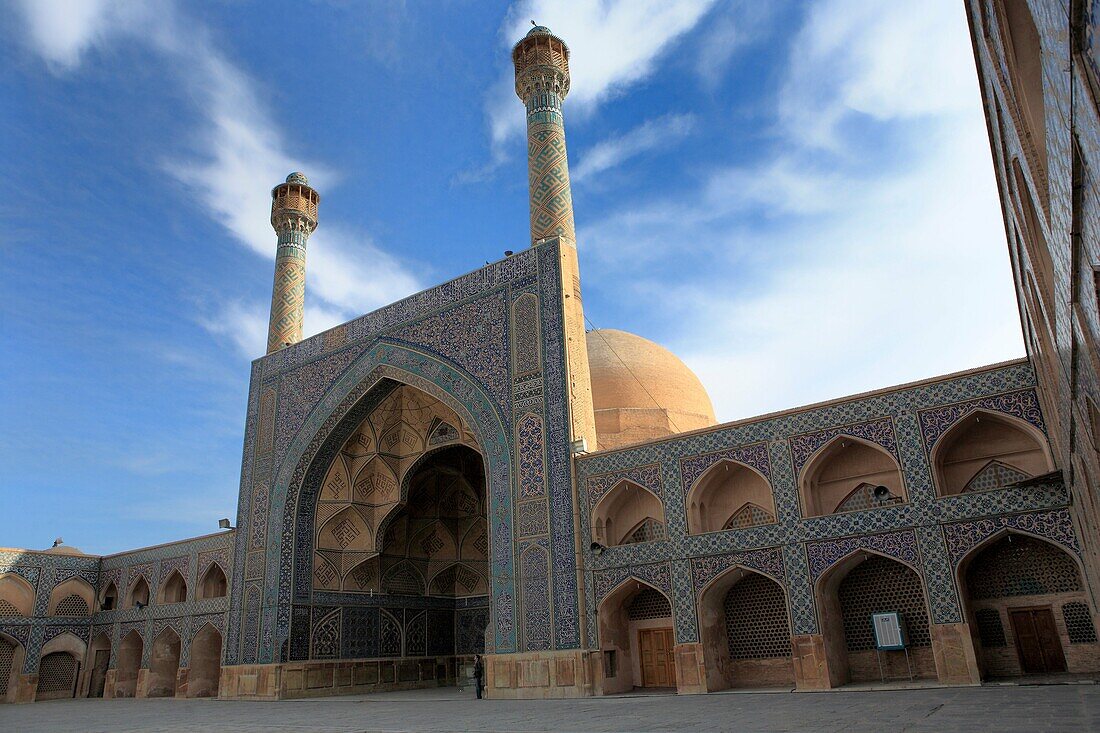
[267,172,319,354]
[513,24,575,246]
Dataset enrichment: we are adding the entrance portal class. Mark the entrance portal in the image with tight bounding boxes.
[1008,607,1067,674]
[638,628,675,687]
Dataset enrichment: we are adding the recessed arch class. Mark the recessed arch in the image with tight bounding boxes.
[931,409,1052,496]
[956,529,1100,677]
[0,631,26,703]
[158,570,188,605]
[99,581,118,611]
[596,577,675,693]
[36,632,86,701]
[994,1,1048,191]
[187,623,223,698]
[114,630,142,698]
[696,565,792,691]
[47,577,95,617]
[126,575,150,609]
[814,549,934,685]
[86,632,111,698]
[799,436,905,518]
[591,480,667,547]
[147,627,181,698]
[0,573,35,617]
[686,460,775,534]
[197,563,227,600]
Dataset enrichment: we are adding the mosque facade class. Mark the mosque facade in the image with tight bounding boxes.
[3,1,1100,704]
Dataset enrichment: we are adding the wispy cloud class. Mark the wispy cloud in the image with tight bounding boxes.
[573,113,697,183]
[15,0,422,358]
[463,0,719,179]
[580,0,1023,420]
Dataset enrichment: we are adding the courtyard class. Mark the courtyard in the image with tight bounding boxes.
[1,684,1097,733]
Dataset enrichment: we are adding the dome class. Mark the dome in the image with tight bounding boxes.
[586,329,716,450]
[527,25,553,37]
[43,543,88,556]
[285,171,309,186]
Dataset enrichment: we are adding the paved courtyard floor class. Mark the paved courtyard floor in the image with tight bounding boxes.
[2,683,1098,733]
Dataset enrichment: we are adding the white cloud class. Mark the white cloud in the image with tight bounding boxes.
[573,113,696,183]
[197,301,268,359]
[580,0,1024,421]
[15,0,422,358]
[472,0,719,174]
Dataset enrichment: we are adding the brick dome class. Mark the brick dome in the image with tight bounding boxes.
[586,329,716,451]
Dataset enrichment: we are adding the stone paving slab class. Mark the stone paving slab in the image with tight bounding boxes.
[1,684,1098,733]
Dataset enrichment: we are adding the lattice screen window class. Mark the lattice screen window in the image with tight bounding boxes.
[1062,602,1098,644]
[627,588,672,620]
[625,518,666,545]
[382,567,423,596]
[964,461,1030,492]
[0,600,20,618]
[966,536,1081,599]
[837,555,931,652]
[53,594,90,617]
[974,608,1007,647]
[0,638,13,696]
[834,483,902,513]
[379,612,402,657]
[724,503,775,530]
[37,653,77,695]
[723,574,791,659]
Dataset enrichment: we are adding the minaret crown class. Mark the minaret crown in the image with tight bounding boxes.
[512,27,570,101]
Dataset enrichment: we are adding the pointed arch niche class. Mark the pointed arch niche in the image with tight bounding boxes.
[47,577,95,617]
[697,566,792,691]
[932,410,1052,496]
[597,578,675,694]
[0,573,35,618]
[687,460,776,534]
[592,480,667,547]
[800,437,905,518]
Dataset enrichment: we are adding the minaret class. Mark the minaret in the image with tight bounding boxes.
[267,172,319,354]
[513,26,597,451]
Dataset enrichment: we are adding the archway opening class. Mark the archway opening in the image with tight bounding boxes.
[592,481,666,547]
[933,411,1050,496]
[960,534,1100,678]
[48,578,94,617]
[188,625,222,698]
[0,574,35,617]
[801,438,905,517]
[687,461,775,534]
[159,571,187,605]
[996,1,1048,187]
[86,632,111,698]
[0,633,25,703]
[35,652,79,701]
[114,630,142,698]
[127,576,150,609]
[100,582,118,611]
[818,553,934,684]
[597,579,675,694]
[197,564,227,600]
[299,383,489,672]
[698,568,792,691]
[147,628,181,697]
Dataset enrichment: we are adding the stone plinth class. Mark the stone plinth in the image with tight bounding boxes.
[487,650,597,699]
[673,642,708,694]
[791,634,833,690]
[931,622,982,685]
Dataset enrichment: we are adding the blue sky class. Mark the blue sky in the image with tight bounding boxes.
[1,0,1023,554]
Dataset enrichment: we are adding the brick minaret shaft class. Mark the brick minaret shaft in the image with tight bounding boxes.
[513,26,597,453]
[267,172,319,354]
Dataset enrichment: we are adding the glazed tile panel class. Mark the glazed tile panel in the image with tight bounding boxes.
[576,360,1081,643]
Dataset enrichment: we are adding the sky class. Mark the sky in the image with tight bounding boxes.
[0,0,1024,554]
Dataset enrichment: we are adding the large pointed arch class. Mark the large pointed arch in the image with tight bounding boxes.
[799,435,905,518]
[147,627,181,698]
[255,342,519,663]
[187,623,223,698]
[686,459,775,534]
[929,408,1053,496]
[0,573,35,617]
[0,631,26,703]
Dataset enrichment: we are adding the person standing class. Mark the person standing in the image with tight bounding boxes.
[473,654,484,699]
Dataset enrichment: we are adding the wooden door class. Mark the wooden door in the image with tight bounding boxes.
[89,650,109,698]
[1009,607,1067,674]
[639,628,675,687]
